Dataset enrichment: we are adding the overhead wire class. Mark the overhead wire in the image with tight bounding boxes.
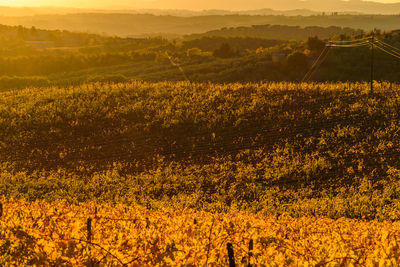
[165,51,193,88]
[375,39,400,53]
[374,41,400,58]
[303,47,331,82]
[326,37,371,43]
[327,41,371,48]
[374,43,400,60]
[302,37,373,82]
[302,46,330,82]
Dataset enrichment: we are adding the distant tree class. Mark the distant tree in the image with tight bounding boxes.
[17,26,25,40]
[186,47,203,57]
[286,52,309,73]
[339,34,349,41]
[307,36,325,52]
[213,43,236,58]
[30,26,38,37]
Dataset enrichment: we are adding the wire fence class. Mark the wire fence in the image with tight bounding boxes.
[0,200,266,266]
[0,201,374,266]
[3,83,400,164]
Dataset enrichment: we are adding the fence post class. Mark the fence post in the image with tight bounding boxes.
[87,218,92,242]
[248,239,254,267]
[227,243,236,267]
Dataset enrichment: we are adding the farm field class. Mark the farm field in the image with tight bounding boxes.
[2,0,400,264]
[1,198,400,266]
[2,81,400,264]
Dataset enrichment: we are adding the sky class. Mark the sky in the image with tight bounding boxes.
[0,0,400,10]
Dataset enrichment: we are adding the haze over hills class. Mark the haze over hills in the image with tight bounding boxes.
[0,6,229,17]
[0,13,398,37]
[154,0,400,14]
[185,24,363,41]
[2,0,400,15]
[138,0,400,14]
[0,6,358,17]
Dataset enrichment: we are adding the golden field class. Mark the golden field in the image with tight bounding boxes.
[1,198,399,266]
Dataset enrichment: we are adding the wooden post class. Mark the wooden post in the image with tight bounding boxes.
[248,239,254,267]
[87,218,92,242]
[227,243,236,267]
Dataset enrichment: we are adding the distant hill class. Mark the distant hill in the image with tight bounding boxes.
[0,6,374,17]
[0,13,397,37]
[2,0,400,16]
[137,0,400,15]
[2,0,400,15]
[119,8,324,17]
[0,6,325,17]
[185,25,363,41]
[129,8,362,17]
[0,23,113,49]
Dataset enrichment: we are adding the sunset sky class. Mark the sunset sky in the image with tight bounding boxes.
[0,0,400,10]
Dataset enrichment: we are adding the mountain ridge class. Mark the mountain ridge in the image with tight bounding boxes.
[0,1,399,17]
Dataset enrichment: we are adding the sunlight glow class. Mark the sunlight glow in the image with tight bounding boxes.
[0,0,398,10]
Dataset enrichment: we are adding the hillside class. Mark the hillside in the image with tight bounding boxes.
[0,23,398,89]
[2,81,400,220]
[3,2,400,266]
[0,13,398,37]
[185,24,363,41]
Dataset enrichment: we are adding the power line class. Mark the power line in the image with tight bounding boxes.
[303,48,330,82]
[302,46,330,82]
[327,41,371,48]
[327,37,371,44]
[303,36,374,83]
[374,41,400,57]
[165,51,193,87]
[374,43,400,60]
[375,39,400,54]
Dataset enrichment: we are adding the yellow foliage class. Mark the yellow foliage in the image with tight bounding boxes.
[0,198,399,265]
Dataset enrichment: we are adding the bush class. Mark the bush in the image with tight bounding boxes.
[286,51,309,73]
[0,76,50,90]
[213,43,237,58]
[307,36,326,52]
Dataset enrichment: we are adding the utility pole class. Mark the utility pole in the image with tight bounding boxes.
[370,30,375,94]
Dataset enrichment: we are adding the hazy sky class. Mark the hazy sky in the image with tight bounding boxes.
[1,0,400,10]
